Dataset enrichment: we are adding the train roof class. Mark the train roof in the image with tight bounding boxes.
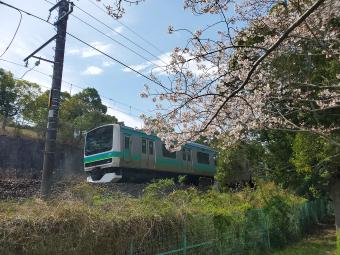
[186,142,217,153]
[87,123,216,153]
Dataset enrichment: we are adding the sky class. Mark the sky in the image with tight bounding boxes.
[0,0,221,128]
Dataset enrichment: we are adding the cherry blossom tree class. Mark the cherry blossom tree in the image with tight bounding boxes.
[105,0,339,235]
[139,0,339,150]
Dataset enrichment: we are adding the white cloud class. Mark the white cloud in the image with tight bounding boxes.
[82,66,103,75]
[122,52,171,75]
[114,26,124,34]
[102,61,115,67]
[67,48,81,55]
[66,42,112,58]
[122,51,217,77]
[122,62,152,73]
[82,42,112,58]
[106,106,144,128]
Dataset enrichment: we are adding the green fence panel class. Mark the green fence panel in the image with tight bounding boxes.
[120,199,332,255]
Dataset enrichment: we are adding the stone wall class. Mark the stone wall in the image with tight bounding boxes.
[0,135,84,178]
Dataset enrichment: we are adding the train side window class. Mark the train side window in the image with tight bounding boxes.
[187,150,191,161]
[142,139,147,154]
[197,151,209,164]
[162,144,176,159]
[124,136,130,149]
[183,148,191,161]
[149,141,154,155]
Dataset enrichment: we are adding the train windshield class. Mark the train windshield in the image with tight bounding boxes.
[85,125,113,156]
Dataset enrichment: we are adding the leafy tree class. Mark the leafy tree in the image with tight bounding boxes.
[291,133,340,209]
[0,69,17,130]
[216,141,264,190]
[58,88,116,143]
[73,88,107,114]
[22,86,117,143]
[22,90,70,137]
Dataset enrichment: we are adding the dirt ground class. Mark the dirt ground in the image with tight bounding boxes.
[0,178,147,200]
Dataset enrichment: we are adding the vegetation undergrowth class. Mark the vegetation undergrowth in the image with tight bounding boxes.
[0,180,332,255]
[272,224,336,255]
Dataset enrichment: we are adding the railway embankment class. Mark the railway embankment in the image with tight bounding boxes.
[0,178,147,199]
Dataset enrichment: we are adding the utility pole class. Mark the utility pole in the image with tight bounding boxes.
[24,0,73,198]
[41,0,72,198]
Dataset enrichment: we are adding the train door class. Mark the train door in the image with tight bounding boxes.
[141,138,155,169]
[183,148,192,171]
[123,135,132,162]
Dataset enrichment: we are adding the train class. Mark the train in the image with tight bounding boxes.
[84,124,217,183]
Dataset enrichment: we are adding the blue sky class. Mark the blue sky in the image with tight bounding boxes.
[0,0,221,127]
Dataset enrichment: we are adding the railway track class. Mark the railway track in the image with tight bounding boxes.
[0,178,147,200]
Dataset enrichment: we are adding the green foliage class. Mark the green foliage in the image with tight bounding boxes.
[259,131,297,188]
[0,69,18,129]
[17,81,118,143]
[0,180,331,255]
[272,227,336,255]
[143,178,176,199]
[290,133,340,199]
[216,141,264,190]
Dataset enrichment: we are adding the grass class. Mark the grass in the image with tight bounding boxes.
[0,181,333,254]
[272,224,336,255]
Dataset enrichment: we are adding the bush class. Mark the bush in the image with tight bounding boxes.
[0,180,331,255]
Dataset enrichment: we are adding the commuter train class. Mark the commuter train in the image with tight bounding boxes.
[84,124,217,183]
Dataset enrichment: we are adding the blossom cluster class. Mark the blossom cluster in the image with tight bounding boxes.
[140,0,340,149]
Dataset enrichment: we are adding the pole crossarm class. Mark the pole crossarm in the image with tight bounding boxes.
[23,34,57,64]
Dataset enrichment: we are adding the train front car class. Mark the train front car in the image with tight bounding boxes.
[84,124,122,183]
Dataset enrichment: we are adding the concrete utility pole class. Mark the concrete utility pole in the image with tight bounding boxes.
[40,0,71,198]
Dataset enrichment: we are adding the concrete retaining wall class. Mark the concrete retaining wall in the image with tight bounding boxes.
[0,135,83,178]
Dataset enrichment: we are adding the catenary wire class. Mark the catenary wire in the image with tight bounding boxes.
[42,0,168,70]
[0,58,148,115]
[66,33,170,91]
[0,0,169,91]
[73,3,168,66]
[85,0,165,55]
[0,8,22,58]
[71,14,164,69]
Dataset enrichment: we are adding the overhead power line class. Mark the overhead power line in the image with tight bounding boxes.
[66,33,170,91]
[73,3,168,66]
[71,14,163,68]
[0,58,147,115]
[1,60,142,119]
[0,1,51,24]
[42,0,167,71]
[0,8,22,58]
[0,0,168,90]
[85,0,165,55]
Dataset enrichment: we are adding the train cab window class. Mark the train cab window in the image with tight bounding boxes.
[187,150,191,161]
[183,149,186,160]
[197,151,210,164]
[124,136,130,149]
[149,141,154,155]
[142,139,147,154]
[162,144,176,159]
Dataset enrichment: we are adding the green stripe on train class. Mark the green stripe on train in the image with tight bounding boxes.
[85,151,216,173]
[84,151,122,163]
